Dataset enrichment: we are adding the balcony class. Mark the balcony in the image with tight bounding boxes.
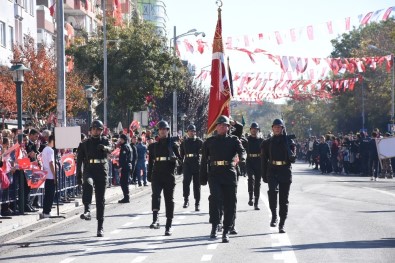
[64,0,87,15]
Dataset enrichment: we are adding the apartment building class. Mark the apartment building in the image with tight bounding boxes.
[137,0,167,36]
[0,0,37,66]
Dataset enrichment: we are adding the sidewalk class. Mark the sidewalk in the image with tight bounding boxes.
[0,183,150,243]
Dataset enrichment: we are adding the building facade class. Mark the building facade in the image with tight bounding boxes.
[0,0,37,66]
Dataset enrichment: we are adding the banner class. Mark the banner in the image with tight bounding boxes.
[207,7,231,134]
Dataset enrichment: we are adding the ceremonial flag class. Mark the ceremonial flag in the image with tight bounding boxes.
[207,8,231,134]
[227,57,234,97]
[61,154,76,177]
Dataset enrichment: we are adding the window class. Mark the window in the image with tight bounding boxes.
[29,0,34,16]
[24,0,28,12]
[0,21,6,47]
[8,26,14,50]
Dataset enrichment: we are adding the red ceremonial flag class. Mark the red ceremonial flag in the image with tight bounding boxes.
[207,8,231,134]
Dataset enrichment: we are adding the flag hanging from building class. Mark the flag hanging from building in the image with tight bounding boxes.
[207,7,231,134]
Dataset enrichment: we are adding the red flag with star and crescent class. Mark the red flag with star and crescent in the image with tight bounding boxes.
[207,8,231,134]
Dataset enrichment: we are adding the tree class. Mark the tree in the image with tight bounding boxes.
[70,18,187,128]
[0,36,87,128]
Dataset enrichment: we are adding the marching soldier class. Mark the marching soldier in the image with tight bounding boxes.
[76,120,112,237]
[180,124,203,211]
[200,115,246,243]
[118,134,134,203]
[244,122,264,210]
[147,120,182,236]
[261,119,296,234]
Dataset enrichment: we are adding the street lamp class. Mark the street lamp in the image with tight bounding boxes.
[84,85,97,129]
[180,113,187,136]
[368,45,395,129]
[171,26,205,136]
[10,61,30,215]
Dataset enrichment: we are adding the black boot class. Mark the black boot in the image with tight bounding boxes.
[183,198,189,208]
[165,218,172,236]
[248,192,253,206]
[195,202,200,211]
[279,218,286,233]
[270,216,278,227]
[80,204,91,220]
[97,220,104,237]
[118,196,130,203]
[222,228,230,243]
[210,224,218,238]
[150,211,160,229]
[254,197,260,210]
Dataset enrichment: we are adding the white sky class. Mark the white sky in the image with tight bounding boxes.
[164,0,395,73]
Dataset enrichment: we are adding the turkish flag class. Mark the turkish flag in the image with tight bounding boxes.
[207,8,231,134]
[61,154,76,177]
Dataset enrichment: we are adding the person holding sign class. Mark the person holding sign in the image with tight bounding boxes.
[76,120,111,237]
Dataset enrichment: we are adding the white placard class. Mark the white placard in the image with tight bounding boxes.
[54,126,81,149]
[376,137,395,159]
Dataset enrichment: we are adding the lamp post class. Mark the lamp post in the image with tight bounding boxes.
[10,61,30,215]
[368,45,395,130]
[84,85,97,129]
[171,26,205,136]
[180,113,187,137]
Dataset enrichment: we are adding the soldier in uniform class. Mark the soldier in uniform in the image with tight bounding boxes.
[261,119,296,234]
[147,120,182,236]
[244,122,264,210]
[180,124,203,211]
[118,134,134,203]
[76,120,112,237]
[200,115,246,243]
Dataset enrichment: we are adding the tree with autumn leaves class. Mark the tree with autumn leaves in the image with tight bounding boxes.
[0,36,87,128]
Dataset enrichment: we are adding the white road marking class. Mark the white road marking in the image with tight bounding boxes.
[181,211,191,214]
[172,221,181,225]
[122,222,134,227]
[271,234,298,263]
[59,258,76,263]
[155,235,166,240]
[132,216,140,220]
[363,186,395,198]
[146,245,158,249]
[176,216,186,220]
[201,255,213,261]
[131,256,147,262]
[110,229,121,234]
[207,244,218,250]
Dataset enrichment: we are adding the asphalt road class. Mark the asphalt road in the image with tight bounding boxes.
[0,162,394,263]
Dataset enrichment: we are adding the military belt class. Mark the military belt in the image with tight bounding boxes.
[155,157,171,161]
[185,154,198,158]
[89,159,107,164]
[272,160,287,166]
[248,154,260,157]
[210,160,234,166]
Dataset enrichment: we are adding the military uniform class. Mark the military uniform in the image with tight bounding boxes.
[118,134,134,203]
[200,115,246,243]
[147,120,182,236]
[180,124,203,211]
[244,123,264,210]
[76,120,111,237]
[261,119,296,233]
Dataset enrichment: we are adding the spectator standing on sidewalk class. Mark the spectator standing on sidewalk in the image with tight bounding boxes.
[369,131,380,181]
[41,135,56,218]
[136,137,148,186]
[318,136,331,174]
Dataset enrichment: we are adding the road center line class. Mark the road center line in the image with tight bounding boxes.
[131,256,147,262]
[59,258,76,263]
[122,222,134,227]
[201,255,213,261]
[110,229,121,234]
[207,244,218,250]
